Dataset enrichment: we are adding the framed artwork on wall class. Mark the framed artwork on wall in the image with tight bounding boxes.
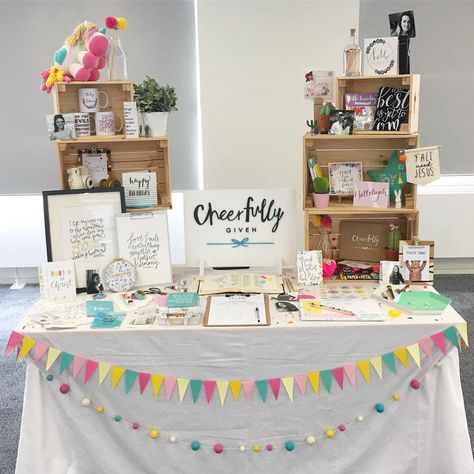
[43,188,126,292]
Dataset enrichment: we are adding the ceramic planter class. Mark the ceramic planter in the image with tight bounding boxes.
[144,112,169,137]
[313,193,330,208]
[384,248,399,261]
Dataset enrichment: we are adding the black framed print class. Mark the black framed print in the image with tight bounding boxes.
[43,188,126,292]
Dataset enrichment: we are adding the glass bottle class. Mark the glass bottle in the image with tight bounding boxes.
[343,28,361,76]
[318,228,333,260]
[107,30,127,80]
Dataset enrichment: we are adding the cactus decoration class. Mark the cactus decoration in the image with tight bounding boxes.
[387,224,401,251]
[313,176,330,194]
[306,119,318,135]
[320,102,336,116]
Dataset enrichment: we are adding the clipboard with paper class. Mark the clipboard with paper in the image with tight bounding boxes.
[203,294,271,327]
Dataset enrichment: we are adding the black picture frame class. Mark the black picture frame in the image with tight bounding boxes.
[43,187,126,292]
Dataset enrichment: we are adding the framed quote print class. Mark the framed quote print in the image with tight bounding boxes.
[43,188,126,292]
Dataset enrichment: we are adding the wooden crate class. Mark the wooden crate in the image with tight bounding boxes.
[56,136,172,211]
[53,81,134,134]
[303,133,419,211]
[336,74,420,134]
[304,210,419,260]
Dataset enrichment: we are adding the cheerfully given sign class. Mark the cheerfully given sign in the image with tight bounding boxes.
[184,189,296,267]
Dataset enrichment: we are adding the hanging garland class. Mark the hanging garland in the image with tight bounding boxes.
[5,324,468,405]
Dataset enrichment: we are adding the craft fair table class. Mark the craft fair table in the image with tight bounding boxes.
[12,287,474,474]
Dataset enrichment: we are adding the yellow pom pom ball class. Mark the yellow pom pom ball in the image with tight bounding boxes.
[253,444,261,453]
[392,392,400,401]
[96,405,104,414]
[149,429,160,439]
[117,18,128,30]
[325,428,335,439]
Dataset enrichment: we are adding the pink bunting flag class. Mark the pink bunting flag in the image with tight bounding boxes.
[242,380,255,401]
[294,374,306,395]
[164,376,177,400]
[204,380,216,404]
[5,331,23,355]
[419,338,432,358]
[138,373,151,394]
[431,332,447,355]
[344,364,357,387]
[269,378,281,400]
[72,356,86,378]
[33,341,49,364]
[84,360,99,384]
[332,367,344,390]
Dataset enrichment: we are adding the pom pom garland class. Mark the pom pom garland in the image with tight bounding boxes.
[46,374,54,381]
[253,444,261,453]
[59,383,70,394]
[214,443,224,454]
[285,441,295,451]
[105,16,127,30]
[410,379,421,390]
[117,18,128,30]
[305,436,316,445]
[191,441,201,451]
[266,444,273,451]
[375,403,385,413]
[132,422,140,430]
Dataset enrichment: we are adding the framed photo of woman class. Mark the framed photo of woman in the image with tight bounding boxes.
[43,188,126,292]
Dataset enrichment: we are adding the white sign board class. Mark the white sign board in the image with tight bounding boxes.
[405,146,441,185]
[184,189,296,267]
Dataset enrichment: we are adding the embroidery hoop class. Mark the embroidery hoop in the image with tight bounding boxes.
[103,258,137,292]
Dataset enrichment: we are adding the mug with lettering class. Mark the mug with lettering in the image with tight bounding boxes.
[79,88,109,113]
[95,111,123,136]
[73,113,95,137]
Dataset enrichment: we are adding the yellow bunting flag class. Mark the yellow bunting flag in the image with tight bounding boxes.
[407,343,421,368]
[307,372,320,395]
[177,378,189,402]
[111,366,125,389]
[45,348,61,370]
[394,347,409,368]
[281,377,294,401]
[230,381,242,401]
[98,363,111,385]
[456,323,469,347]
[151,374,164,397]
[19,337,36,362]
[369,357,383,379]
[357,360,370,383]
[216,381,229,406]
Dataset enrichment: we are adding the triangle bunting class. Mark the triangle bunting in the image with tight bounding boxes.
[72,356,86,378]
[98,363,111,385]
[281,377,294,401]
[344,365,357,387]
[242,380,254,401]
[394,347,409,368]
[382,352,397,374]
[5,331,23,356]
[443,327,459,348]
[138,372,151,394]
[370,357,383,379]
[59,352,74,374]
[431,332,447,355]
[216,381,229,405]
[406,344,421,368]
[455,323,469,347]
[19,337,36,362]
[177,378,190,402]
[204,380,216,404]
[230,380,242,401]
[151,374,164,397]
[84,360,99,384]
[268,378,281,400]
[307,372,320,395]
[45,347,61,370]
[111,366,125,389]
[320,370,332,393]
[255,380,268,402]
[124,370,138,394]
[164,376,177,400]
[332,367,344,390]
[294,374,306,395]
[190,379,203,403]
[357,360,370,383]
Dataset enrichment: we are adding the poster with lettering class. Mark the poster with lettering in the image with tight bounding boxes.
[363,37,398,76]
[115,212,172,286]
[184,189,296,267]
[38,260,76,300]
[123,102,139,138]
[328,162,363,195]
[122,172,158,209]
[353,181,389,208]
[59,205,117,288]
[405,146,441,185]
[297,250,322,286]
[373,87,409,131]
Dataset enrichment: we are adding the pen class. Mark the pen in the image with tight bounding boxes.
[310,302,355,316]
[255,306,260,323]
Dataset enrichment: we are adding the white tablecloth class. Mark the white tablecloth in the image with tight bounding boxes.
[15,297,474,474]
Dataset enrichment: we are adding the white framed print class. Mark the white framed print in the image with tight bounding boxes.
[184,189,296,267]
[328,162,363,196]
[363,37,398,76]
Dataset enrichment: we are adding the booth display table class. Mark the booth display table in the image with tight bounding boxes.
[13,288,474,474]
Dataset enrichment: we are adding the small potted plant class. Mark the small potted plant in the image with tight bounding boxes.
[385,224,401,260]
[312,176,330,208]
[134,76,178,136]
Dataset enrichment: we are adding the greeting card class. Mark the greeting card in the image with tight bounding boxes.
[353,182,389,208]
[38,260,76,300]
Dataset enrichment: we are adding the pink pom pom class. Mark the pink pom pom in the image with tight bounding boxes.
[214,443,224,454]
[59,384,70,394]
[97,55,107,70]
[132,422,140,430]
[82,52,97,69]
[105,16,118,29]
[321,215,332,229]
[41,70,50,80]
[88,68,100,81]
[410,379,421,390]
[88,33,109,57]
[64,76,72,83]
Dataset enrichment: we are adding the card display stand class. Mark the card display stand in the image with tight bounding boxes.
[52,81,172,212]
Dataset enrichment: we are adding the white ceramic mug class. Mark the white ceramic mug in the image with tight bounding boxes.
[79,88,109,113]
[73,113,95,137]
[95,111,123,136]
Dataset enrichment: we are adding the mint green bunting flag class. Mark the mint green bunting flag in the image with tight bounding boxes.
[190,379,203,403]
[59,352,73,374]
[255,380,268,402]
[124,370,138,394]
[320,370,332,393]
[443,327,459,348]
[382,352,397,374]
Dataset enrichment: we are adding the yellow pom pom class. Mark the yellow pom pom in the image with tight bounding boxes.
[392,392,400,401]
[325,428,335,439]
[149,429,160,439]
[96,405,104,414]
[253,444,261,453]
[117,18,128,30]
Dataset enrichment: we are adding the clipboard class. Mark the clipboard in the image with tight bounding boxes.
[203,294,271,327]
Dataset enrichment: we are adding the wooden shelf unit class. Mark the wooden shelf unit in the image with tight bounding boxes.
[335,74,420,134]
[52,81,172,211]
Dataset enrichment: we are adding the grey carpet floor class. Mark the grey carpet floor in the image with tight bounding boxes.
[0,278,472,473]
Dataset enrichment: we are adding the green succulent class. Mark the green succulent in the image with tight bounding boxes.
[133,76,178,113]
[312,176,329,194]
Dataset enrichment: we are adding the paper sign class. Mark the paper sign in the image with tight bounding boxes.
[38,260,76,300]
[373,87,409,131]
[363,37,398,76]
[328,162,363,195]
[81,152,108,186]
[297,250,322,286]
[123,102,139,138]
[405,146,441,185]
[402,245,430,281]
[304,70,334,102]
[184,189,296,267]
[122,172,158,209]
[353,182,389,208]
